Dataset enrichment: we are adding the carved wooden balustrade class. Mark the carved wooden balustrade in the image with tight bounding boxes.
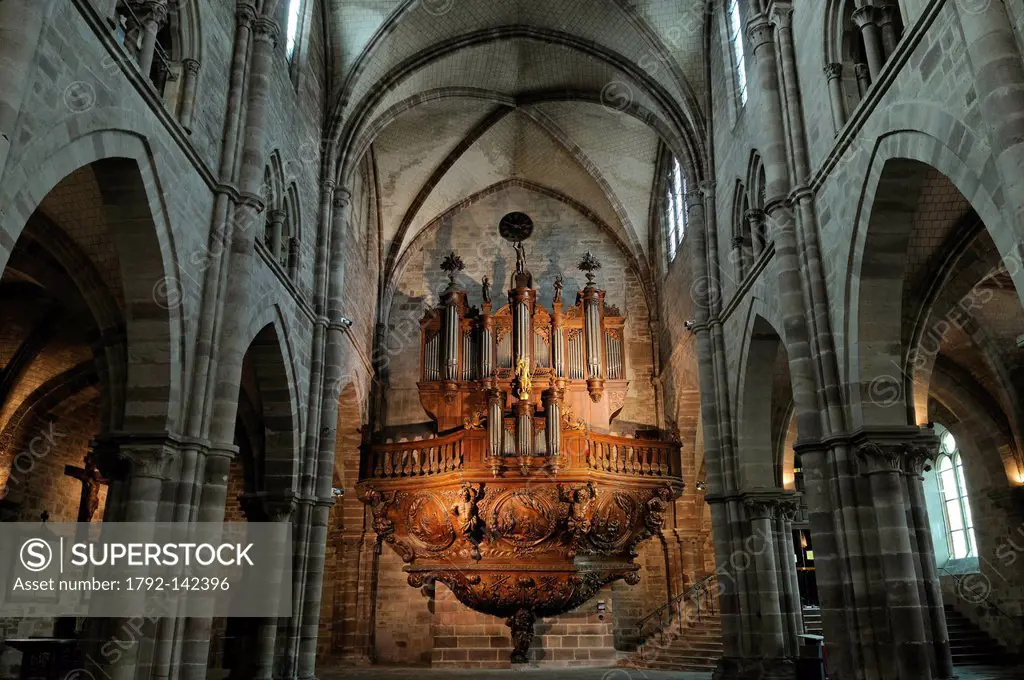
[360,429,681,482]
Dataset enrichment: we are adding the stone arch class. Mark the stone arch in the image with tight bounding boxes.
[843,123,1024,429]
[0,130,181,434]
[734,304,794,489]
[240,309,301,498]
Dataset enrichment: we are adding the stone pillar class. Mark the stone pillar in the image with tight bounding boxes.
[178,58,200,132]
[746,209,765,257]
[744,496,785,661]
[0,0,49,177]
[297,187,353,679]
[288,237,300,280]
[268,208,287,263]
[731,236,747,281]
[877,2,900,58]
[824,63,847,132]
[904,445,954,679]
[136,0,169,80]
[852,6,885,80]
[254,496,296,680]
[956,0,1024,233]
[775,499,804,657]
[857,440,933,679]
[855,62,871,97]
[95,436,175,680]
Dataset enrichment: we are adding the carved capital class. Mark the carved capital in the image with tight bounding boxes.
[855,62,872,79]
[699,179,717,196]
[852,6,877,29]
[253,16,280,46]
[744,497,777,520]
[769,4,793,31]
[235,3,257,28]
[182,58,201,76]
[824,62,843,81]
[135,0,169,28]
[876,3,898,27]
[684,189,704,211]
[119,446,174,480]
[746,15,776,52]
[731,235,745,248]
[268,208,287,224]
[333,187,352,209]
[856,442,907,475]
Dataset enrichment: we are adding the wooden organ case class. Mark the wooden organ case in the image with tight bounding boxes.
[359,218,683,663]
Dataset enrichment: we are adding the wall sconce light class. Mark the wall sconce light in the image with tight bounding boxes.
[695,480,706,491]
[332,487,344,497]
[597,600,607,621]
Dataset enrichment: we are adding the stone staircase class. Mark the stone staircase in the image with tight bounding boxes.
[944,604,1019,667]
[628,610,723,672]
[623,575,723,672]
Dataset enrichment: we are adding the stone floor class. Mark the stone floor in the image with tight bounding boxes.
[317,665,1023,679]
[318,669,709,679]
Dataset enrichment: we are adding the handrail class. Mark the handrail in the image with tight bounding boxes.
[937,561,1016,625]
[636,573,717,642]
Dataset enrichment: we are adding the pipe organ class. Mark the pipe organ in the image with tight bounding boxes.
[361,215,683,663]
[417,250,630,445]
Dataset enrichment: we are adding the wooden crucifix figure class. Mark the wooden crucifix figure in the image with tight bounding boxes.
[64,452,106,522]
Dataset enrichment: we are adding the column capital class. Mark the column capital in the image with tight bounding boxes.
[768,3,794,31]
[268,208,287,224]
[133,0,169,26]
[182,57,201,76]
[334,187,353,208]
[744,208,766,223]
[253,16,280,46]
[876,2,898,27]
[731,235,745,248]
[746,13,776,52]
[741,489,795,519]
[824,62,843,81]
[235,2,257,28]
[855,62,872,79]
[851,6,877,29]
[699,179,717,196]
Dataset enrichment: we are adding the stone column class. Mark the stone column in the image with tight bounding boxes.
[178,58,201,132]
[877,2,900,57]
[852,6,885,80]
[824,63,847,132]
[904,445,954,679]
[956,0,1024,233]
[775,499,804,658]
[857,441,932,680]
[744,496,785,661]
[288,237,300,279]
[746,209,765,257]
[731,235,745,281]
[254,496,296,680]
[0,0,50,178]
[268,208,287,263]
[95,436,175,680]
[855,62,871,97]
[136,0,169,79]
[297,187,352,679]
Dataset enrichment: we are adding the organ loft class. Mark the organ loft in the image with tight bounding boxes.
[358,213,683,663]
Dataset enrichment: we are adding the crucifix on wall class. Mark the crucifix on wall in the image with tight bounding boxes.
[64,452,106,522]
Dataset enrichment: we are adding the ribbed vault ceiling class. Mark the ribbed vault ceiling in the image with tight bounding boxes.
[324,0,708,286]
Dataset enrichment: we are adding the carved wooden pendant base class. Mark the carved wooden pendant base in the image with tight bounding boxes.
[361,476,679,662]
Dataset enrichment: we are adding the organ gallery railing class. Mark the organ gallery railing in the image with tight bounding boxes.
[361,429,682,481]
